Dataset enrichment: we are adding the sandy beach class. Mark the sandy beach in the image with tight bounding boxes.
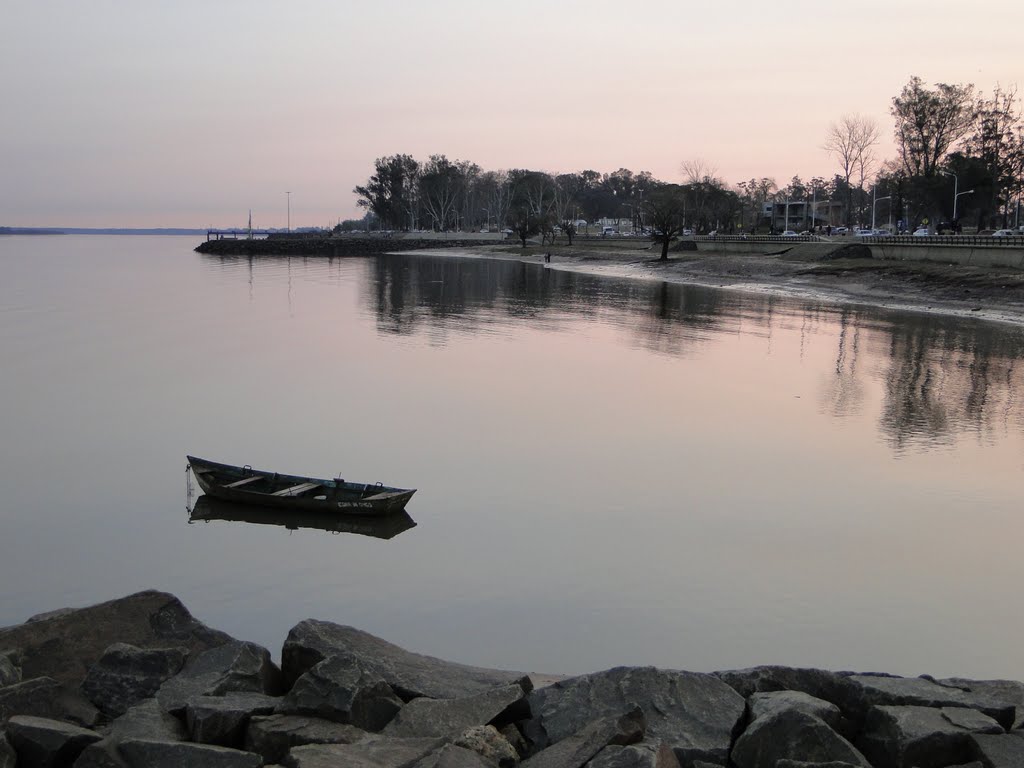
[413,239,1024,329]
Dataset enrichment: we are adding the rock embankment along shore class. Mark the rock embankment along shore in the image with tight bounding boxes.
[1,591,1022,768]
[195,237,498,257]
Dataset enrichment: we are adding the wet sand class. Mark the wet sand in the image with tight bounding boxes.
[410,241,1024,329]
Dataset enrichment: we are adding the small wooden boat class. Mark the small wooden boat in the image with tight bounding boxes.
[187,456,416,516]
[188,495,417,539]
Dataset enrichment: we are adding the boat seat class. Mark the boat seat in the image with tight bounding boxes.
[224,475,262,489]
[272,482,321,497]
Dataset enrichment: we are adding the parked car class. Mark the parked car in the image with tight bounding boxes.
[681,229,693,236]
[853,229,875,237]
[780,230,798,237]
[991,229,1018,237]
[873,229,892,237]
[912,228,930,237]
[832,227,848,236]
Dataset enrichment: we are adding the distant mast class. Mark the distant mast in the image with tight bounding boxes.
[248,210,252,240]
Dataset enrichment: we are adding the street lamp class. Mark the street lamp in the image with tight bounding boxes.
[939,171,960,222]
[871,186,890,231]
[286,191,291,232]
[955,189,975,221]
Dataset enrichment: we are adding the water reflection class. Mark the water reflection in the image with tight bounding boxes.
[188,495,417,540]
[364,253,1024,450]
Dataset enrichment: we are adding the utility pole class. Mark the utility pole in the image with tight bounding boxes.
[286,191,291,232]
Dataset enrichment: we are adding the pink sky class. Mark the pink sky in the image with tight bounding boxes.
[3,0,1022,228]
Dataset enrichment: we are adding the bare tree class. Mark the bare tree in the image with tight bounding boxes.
[824,114,880,227]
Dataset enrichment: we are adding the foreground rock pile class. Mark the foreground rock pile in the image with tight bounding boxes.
[1,591,1022,767]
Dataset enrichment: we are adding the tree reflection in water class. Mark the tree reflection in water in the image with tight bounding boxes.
[365,253,1024,452]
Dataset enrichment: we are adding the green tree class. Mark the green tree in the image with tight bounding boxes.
[353,155,420,230]
[642,185,688,260]
[892,77,976,178]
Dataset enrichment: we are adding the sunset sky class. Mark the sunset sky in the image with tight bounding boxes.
[3,0,1023,229]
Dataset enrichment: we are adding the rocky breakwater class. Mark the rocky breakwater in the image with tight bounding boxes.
[195,235,497,257]
[0,591,1022,768]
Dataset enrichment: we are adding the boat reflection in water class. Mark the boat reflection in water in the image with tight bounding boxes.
[188,494,417,540]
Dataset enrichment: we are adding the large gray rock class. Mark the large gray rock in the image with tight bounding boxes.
[749,690,844,731]
[157,640,282,715]
[244,714,366,763]
[186,692,280,748]
[520,707,645,768]
[585,743,682,767]
[0,656,21,688]
[0,591,232,690]
[526,666,744,766]
[452,725,518,767]
[383,683,526,738]
[0,677,99,727]
[118,738,262,768]
[81,643,186,717]
[282,736,445,768]
[5,714,102,767]
[70,742,127,768]
[281,620,530,700]
[856,704,1003,768]
[276,653,403,730]
[968,732,1024,766]
[411,743,496,768]
[731,709,870,768]
[939,677,1024,729]
[715,666,866,721]
[851,674,1016,730]
[108,698,188,743]
[773,762,866,768]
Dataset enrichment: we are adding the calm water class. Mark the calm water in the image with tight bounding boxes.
[1,235,1022,681]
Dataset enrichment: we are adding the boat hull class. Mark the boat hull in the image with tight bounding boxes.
[187,456,416,516]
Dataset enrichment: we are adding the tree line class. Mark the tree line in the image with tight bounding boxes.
[350,77,1024,251]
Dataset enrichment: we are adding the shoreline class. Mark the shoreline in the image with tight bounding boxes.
[2,590,1022,766]
[410,242,1024,329]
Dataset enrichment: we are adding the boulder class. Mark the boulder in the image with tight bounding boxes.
[69,742,127,767]
[525,666,744,766]
[968,732,1024,767]
[5,714,102,767]
[0,677,99,727]
[586,743,682,767]
[452,725,518,767]
[0,656,21,688]
[939,677,1024,729]
[383,683,526,738]
[856,705,1003,768]
[281,620,530,700]
[156,640,282,715]
[716,667,866,721]
[520,707,645,768]
[748,690,844,731]
[107,698,187,743]
[186,692,280,748]
[275,653,403,730]
[773,762,867,768]
[850,674,1016,730]
[117,738,262,768]
[411,743,496,768]
[731,709,870,768]
[244,714,365,763]
[282,736,445,768]
[81,643,186,717]
[0,591,232,690]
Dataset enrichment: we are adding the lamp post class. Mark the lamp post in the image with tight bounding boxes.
[939,171,959,221]
[286,191,291,232]
[955,189,975,221]
[871,186,890,231]
[482,207,490,232]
